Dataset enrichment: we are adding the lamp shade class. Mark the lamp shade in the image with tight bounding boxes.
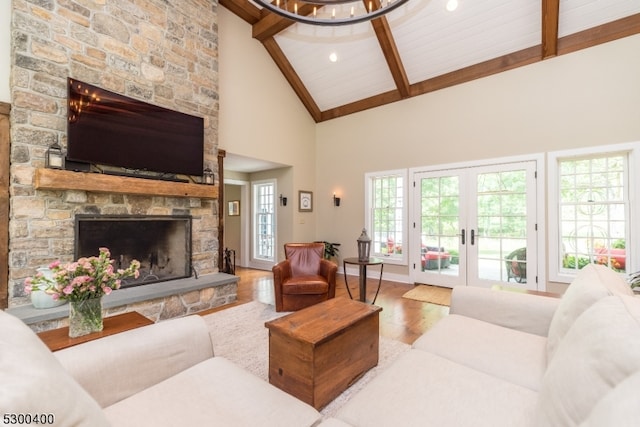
[45,142,64,169]
[357,228,371,262]
[203,168,214,185]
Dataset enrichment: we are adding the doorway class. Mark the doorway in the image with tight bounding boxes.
[224,179,249,269]
[410,159,541,290]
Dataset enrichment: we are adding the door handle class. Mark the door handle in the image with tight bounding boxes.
[471,229,475,245]
[461,229,465,245]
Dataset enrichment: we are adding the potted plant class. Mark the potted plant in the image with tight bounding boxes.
[316,241,340,262]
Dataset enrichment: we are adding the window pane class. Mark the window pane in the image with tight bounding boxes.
[370,173,404,259]
[558,154,628,274]
[253,182,275,262]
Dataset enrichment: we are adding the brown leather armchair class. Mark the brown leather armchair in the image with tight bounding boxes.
[272,243,337,312]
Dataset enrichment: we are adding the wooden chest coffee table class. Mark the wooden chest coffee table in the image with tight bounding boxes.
[265,297,382,410]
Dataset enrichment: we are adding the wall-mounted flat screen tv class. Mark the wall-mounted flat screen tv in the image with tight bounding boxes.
[67,78,204,177]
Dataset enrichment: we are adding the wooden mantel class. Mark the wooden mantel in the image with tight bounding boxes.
[35,168,218,199]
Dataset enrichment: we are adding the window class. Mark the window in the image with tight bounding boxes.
[549,143,640,282]
[365,169,407,265]
[252,180,275,263]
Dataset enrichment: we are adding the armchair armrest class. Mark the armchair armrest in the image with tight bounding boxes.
[319,259,338,298]
[450,287,560,337]
[272,259,292,284]
[272,260,292,311]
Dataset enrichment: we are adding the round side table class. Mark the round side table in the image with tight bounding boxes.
[343,257,384,304]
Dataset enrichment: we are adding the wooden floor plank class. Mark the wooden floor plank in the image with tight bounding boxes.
[200,267,449,345]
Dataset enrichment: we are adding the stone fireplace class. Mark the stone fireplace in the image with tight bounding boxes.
[75,215,192,288]
[5,2,236,330]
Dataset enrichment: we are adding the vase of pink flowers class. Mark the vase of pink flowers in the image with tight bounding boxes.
[25,248,140,337]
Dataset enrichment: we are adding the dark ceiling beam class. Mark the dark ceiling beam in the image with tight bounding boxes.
[320,89,402,122]
[253,5,320,41]
[542,0,560,59]
[220,2,640,123]
[262,37,323,122]
[321,45,541,122]
[368,0,411,98]
[218,0,261,24]
[557,13,640,55]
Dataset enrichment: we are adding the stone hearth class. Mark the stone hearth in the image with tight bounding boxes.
[8,273,238,333]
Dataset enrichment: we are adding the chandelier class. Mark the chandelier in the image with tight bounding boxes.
[253,0,411,26]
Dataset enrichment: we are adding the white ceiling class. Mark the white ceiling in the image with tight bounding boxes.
[222,0,640,171]
[267,0,639,111]
[224,153,288,173]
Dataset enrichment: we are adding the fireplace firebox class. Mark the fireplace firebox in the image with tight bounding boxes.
[74,215,192,288]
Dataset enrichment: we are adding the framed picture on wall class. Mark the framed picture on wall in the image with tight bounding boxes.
[299,191,313,212]
[228,200,240,216]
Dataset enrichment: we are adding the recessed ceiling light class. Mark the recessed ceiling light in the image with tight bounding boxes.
[446,0,458,12]
[329,52,338,63]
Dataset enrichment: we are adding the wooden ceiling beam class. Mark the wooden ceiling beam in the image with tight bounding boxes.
[253,5,320,41]
[219,0,262,24]
[220,3,640,123]
[262,37,323,122]
[368,0,411,98]
[557,13,640,55]
[321,46,541,122]
[542,0,560,59]
[253,13,296,41]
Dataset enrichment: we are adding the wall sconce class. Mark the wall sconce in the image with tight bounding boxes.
[279,194,287,206]
[203,168,214,185]
[333,193,341,207]
[45,142,64,169]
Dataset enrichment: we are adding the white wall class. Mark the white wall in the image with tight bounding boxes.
[218,9,640,280]
[0,0,10,102]
[218,7,317,258]
[314,34,640,281]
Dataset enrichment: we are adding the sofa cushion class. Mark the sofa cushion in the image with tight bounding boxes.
[0,310,109,427]
[579,370,640,427]
[55,314,215,408]
[412,314,547,391]
[546,264,632,360]
[335,349,538,427]
[535,295,640,427]
[104,356,321,427]
[283,276,329,294]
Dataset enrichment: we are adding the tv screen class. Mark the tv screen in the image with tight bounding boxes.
[67,78,204,177]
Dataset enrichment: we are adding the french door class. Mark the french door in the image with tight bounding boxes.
[411,161,538,290]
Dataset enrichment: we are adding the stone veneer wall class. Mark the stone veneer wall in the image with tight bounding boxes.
[8,1,220,308]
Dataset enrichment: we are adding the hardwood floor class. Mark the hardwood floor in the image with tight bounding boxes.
[202,267,449,345]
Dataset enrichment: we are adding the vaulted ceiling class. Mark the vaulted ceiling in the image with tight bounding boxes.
[219,0,640,123]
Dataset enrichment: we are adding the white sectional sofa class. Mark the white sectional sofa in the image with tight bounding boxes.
[3,263,639,427]
[321,264,640,427]
[0,310,321,427]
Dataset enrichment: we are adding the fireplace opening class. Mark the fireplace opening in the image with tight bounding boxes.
[75,215,192,288]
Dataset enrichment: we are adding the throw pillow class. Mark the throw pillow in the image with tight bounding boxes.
[546,263,632,360]
[535,295,640,426]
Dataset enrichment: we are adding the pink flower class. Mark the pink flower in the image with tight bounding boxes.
[71,276,92,286]
[25,248,139,302]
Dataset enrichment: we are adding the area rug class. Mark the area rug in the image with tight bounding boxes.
[402,284,452,306]
[202,300,410,418]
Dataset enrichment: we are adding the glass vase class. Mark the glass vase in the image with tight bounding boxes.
[68,297,103,338]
